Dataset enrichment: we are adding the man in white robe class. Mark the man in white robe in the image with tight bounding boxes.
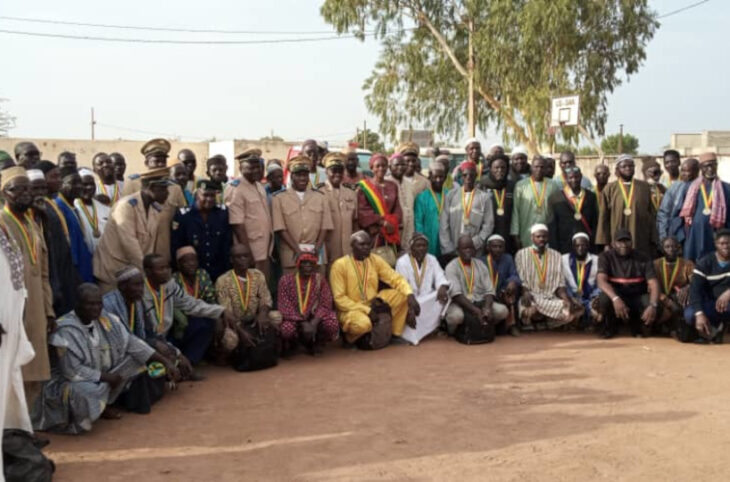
[0,221,35,475]
[395,233,450,345]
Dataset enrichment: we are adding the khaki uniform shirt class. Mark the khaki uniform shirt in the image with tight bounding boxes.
[225,178,272,262]
[272,188,334,269]
[122,176,186,263]
[323,181,357,263]
[93,192,162,290]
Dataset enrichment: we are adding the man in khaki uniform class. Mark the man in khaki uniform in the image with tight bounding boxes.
[1,167,55,407]
[398,141,429,196]
[226,148,273,278]
[93,167,172,291]
[122,138,186,263]
[322,152,357,266]
[272,156,333,274]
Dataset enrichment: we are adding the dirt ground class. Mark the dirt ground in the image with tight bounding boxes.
[43,333,730,481]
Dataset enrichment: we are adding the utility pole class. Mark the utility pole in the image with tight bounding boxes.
[618,124,624,154]
[90,107,96,140]
[362,120,367,150]
[467,19,476,138]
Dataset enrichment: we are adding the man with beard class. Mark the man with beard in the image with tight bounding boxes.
[415,162,448,257]
[28,168,81,315]
[398,141,429,197]
[510,156,560,250]
[92,152,123,206]
[653,236,694,337]
[516,224,582,330]
[440,161,494,258]
[55,167,94,282]
[596,154,657,256]
[464,138,486,181]
[642,159,666,215]
[1,167,55,410]
[206,154,229,202]
[480,154,515,254]
[76,168,110,254]
[596,229,661,338]
[330,231,419,345]
[657,158,699,245]
[679,153,730,260]
[547,167,599,253]
[555,151,593,190]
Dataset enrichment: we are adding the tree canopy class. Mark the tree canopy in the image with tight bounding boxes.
[601,133,640,155]
[321,0,658,155]
[349,128,386,153]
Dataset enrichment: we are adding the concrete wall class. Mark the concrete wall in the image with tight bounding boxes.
[0,137,209,178]
[0,137,299,178]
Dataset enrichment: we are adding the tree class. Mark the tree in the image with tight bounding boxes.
[321,1,658,155]
[349,128,386,153]
[260,135,284,142]
[601,133,639,155]
[0,99,16,137]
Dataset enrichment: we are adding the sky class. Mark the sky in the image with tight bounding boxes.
[0,0,726,153]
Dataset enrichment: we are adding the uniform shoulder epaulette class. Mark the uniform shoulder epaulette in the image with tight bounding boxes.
[271,189,286,197]
[343,184,357,191]
[128,173,141,180]
[128,197,138,206]
[228,179,241,187]
[311,187,325,194]
[179,206,191,215]
[217,203,227,211]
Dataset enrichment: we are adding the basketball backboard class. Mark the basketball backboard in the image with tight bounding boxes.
[550,95,580,127]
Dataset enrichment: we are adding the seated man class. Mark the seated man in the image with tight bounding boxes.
[653,236,694,337]
[215,245,277,361]
[276,248,339,355]
[484,234,521,336]
[596,229,661,338]
[103,265,170,413]
[681,229,730,343]
[141,253,236,379]
[170,247,218,365]
[329,231,420,346]
[561,233,601,329]
[33,284,179,434]
[395,233,450,345]
[516,224,583,330]
[444,234,508,341]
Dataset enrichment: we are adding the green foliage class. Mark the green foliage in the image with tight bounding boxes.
[321,0,658,154]
[259,135,284,142]
[555,143,597,156]
[601,133,639,155]
[349,128,386,153]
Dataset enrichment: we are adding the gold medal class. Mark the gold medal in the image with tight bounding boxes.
[93,228,101,238]
[703,208,711,215]
[576,289,583,297]
[574,212,582,221]
[623,208,632,216]
[496,208,505,216]
[464,220,471,227]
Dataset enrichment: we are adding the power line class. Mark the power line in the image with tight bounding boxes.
[0,14,363,35]
[96,122,208,140]
[657,0,710,19]
[0,28,372,45]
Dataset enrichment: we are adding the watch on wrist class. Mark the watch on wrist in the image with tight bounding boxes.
[650,302,659,308]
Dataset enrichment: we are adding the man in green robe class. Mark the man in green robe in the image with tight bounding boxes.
[510,156,560,250]
[414,162,448,257]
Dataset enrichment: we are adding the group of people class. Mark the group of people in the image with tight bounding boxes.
[1,137,729,447]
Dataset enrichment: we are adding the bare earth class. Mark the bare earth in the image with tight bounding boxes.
[44,333,730,481]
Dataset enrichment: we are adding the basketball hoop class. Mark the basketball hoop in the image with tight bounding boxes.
[550,95,580,128]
